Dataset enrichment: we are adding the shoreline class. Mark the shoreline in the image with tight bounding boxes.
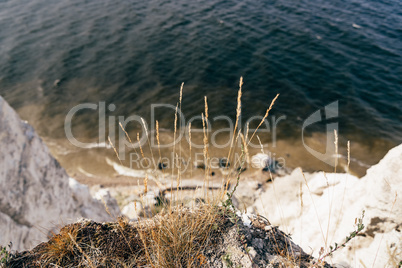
[43,130,394,188]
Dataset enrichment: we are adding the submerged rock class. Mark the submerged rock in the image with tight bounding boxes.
[0,96,120,251]
[251,153,285,175]
[219,158,230,168]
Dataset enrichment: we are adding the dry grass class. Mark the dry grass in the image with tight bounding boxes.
[139,204,223,268]
[7,217,145,267]
[7,205,322,268]
[39,225,80,266]
[7,206,230,268]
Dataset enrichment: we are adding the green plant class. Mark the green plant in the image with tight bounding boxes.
[0,243,12,266]
[219,148,256,265]
[315,210,365,265]
[221,155,242,217]
[221,252,233,267]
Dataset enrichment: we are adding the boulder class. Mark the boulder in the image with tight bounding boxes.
[0,96,120,251]
[69,178,120,220]
[121,203,139,220]
[251,153,272,169]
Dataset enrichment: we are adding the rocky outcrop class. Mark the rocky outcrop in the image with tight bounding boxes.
[7,209,332,268]
[249,144,402,267]
[0,96,120,251]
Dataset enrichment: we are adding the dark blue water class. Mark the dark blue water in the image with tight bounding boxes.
[0,0,401,174]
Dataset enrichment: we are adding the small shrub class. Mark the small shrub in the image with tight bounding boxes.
[221,252,233,267]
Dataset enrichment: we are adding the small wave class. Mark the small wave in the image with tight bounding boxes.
[77,167,97,178]
[352,23,361,29]
[81,142,113,149]
[335,154,371,168]
[105,158,164,188]
[105,157,147,178]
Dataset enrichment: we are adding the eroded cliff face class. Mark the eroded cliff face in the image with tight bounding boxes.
[0,96,120,251]
[249,144,402,267]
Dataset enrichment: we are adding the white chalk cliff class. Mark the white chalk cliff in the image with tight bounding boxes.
[0,96,120,251]
[251,144,402,267]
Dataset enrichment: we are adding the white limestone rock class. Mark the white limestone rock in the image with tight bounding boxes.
[0,96,120,251]
[251,153,272,169]
[92,188,120,218]
[69,178,120,220]
[252,143,402,267]
[121,202,139,220]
